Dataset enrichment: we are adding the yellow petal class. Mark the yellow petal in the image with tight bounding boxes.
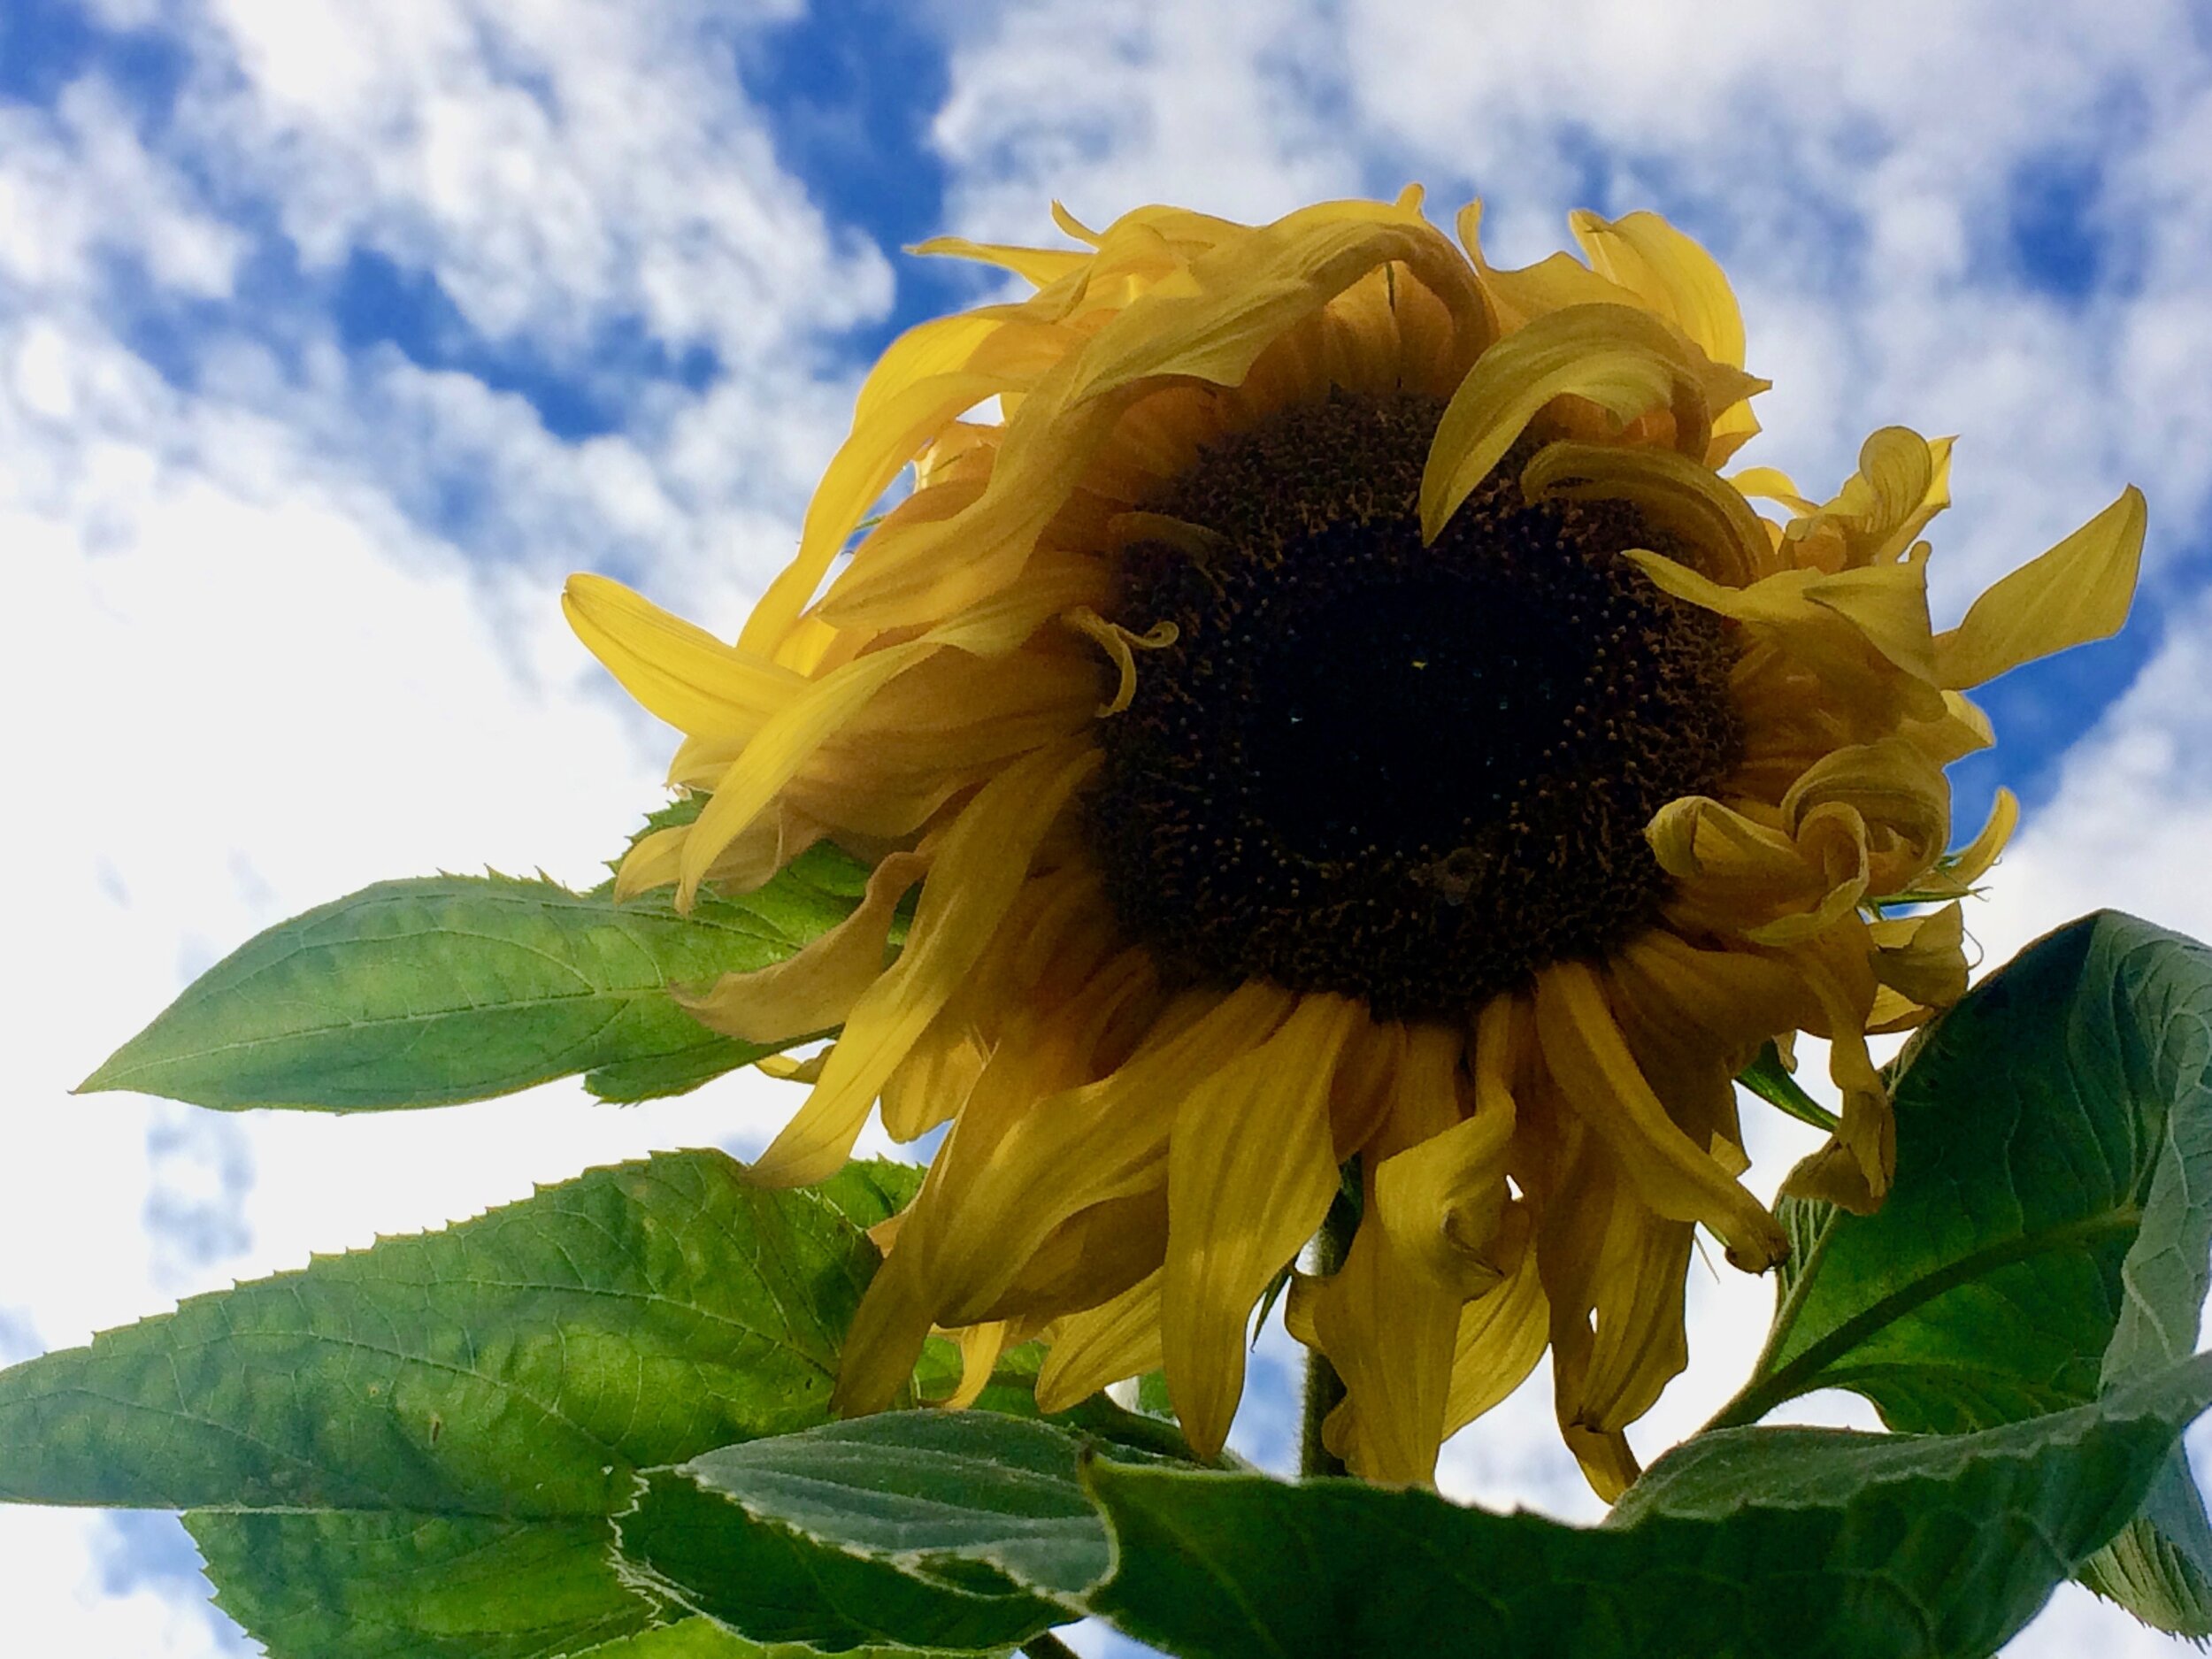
[1869,901,1968,1009]
[1310,1212,1461,1486]
[741,369,1021,655]
[1728,465,1816,515]
[677,850,928,1043]
[1934,486,2147,688]
[1532,963,1786,1271]
[1036,1274,1166,1415]
[564,573,805,740]
[1070,197,1485,403]
[934,1320,1010,1409]
[1624,548,1940,690]
[747,741,1099,1187]
[879,1016,987,1142]
[1904,690,1995,768]
[679,640,938,904]
[1948,787,2020,887]
[911,235,1092,288]
[1163,994,1362,1459]
[1779,737,1949,893]
[902,978,1292,1340]
[1061,607,1179,717]
[1422,303,1768,542]
[1454,200,1623,331]
[1370,1010,1517,1298]
[1558,1200,1695,1502]
[1568,209,1747,369]
[833,1246,936,1417]
[1519,440,1768,586]
[1784,930,1893,1203]
[1442,1247,1548,1437]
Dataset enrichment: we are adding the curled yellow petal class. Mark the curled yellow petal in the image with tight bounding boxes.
[1520,440,1768,586]
[1423,303,1763,543]
[1062,607,1179,716]
[1071,197,1486,403]
[1569,209,1747,370]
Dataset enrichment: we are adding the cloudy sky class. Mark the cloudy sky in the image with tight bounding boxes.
[5,0,2212,1652]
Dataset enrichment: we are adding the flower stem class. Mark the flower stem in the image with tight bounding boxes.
[1299,1185,1359,1479]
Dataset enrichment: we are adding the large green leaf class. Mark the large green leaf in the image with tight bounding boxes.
[676,1412,1114,1595]
[188,1512,654,1659]
[1710,911,2212,1631]
[0,1151,914,1512]
[1080,1353,2212,1659]
[618,1468,1060,1654]
[0,1153,918,1659]
[615,1413,1107,1653]
[186,1513,989,1659]
[79,842,876,1110]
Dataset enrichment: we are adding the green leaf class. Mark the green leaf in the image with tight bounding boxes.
[679,1412,1112,1594]
[619,1467,1059,1655]
[0,1152,920,1658]
[80,842,877,1111]
[187,1512,656,1659]
[615,1413,1105,1653]
[186,1512,985,1659]
[0,1150,916,1512]
[1079,1352,2212,1659]
[1710,911,2212,1632]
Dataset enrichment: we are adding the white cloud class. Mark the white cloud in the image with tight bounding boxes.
[0,79,244,303]
[165,0,893,360]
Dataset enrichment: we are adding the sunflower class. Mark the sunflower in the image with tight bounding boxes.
[565,190,2144,1496]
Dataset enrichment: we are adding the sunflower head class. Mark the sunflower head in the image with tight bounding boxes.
[567,188,2144,1494]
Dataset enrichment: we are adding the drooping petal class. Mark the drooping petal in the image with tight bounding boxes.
[678,850,929,1043]
[1442,1247,1549,1438]
[1163,993,1363,1458]
[1035,1271,1165,1413]
[747,741,1098,1187]
[1305,1021,1470,1485]
[1532,962,1786,1271]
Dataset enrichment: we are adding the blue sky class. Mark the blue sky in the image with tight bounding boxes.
[4,2,2212,1654]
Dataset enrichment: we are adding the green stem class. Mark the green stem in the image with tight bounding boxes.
[1300,1187,1359,1479]
[1020,1632,1080,1659]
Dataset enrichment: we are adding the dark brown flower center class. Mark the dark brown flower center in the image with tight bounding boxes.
[1085,390,1742,1019]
